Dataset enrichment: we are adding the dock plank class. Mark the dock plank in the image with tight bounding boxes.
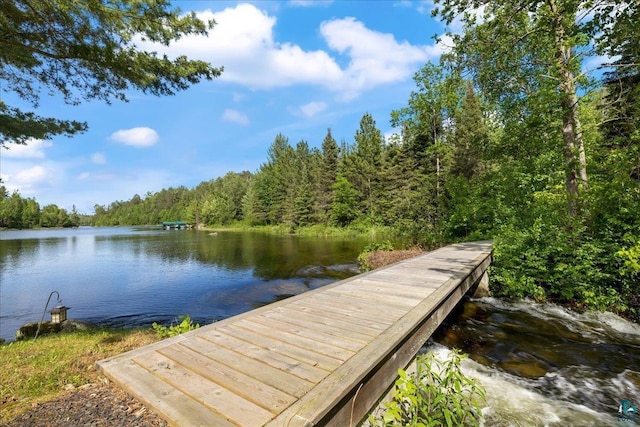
[134,351,275,426]
[215,323,343,372]
[290,297,398,328]
[350,282,435,302]
[325,288,418,309]
[266,305,381,338]
[159,343,297,414]
[234,318,357,361]
[102,359,236,427]
[180,337,315,398]
[197,329,330,383]
[97,241,493,427]
[250,313,369,350]
[258,308,375,343]
[349,277,441,296]
[307,291,410,316]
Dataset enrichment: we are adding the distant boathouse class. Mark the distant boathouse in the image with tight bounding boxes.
[162,221,188,230]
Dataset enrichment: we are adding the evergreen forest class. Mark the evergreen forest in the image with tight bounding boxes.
[1,1,638,321]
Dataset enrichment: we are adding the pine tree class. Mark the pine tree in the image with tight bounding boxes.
[314,129,340,222]
[450,82,488,180]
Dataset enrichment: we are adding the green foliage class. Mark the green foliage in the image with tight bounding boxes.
[0,189,82,229]
[343,113,385,218]
[89,172,252,227]
[491,220,628,313]
[151,315,200,339]
[617,238,640,278]
[40,204,77,228]
[449,82,488,181]
[330,174,360,227]
[0,102,86,144]
[369,349,485,427]
[314,128,340,222]
[358,240,394,272]
[200,194,235,226]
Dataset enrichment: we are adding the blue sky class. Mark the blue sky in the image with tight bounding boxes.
[1,0,451,214]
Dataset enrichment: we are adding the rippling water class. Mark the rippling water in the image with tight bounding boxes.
[431,298,640,426]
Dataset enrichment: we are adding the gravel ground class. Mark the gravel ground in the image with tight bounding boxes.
[1,381,168,427]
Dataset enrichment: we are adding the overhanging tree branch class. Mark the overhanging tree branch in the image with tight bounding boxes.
[0,0,222,145]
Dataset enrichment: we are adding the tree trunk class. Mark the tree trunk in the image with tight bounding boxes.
[550,0,588,216]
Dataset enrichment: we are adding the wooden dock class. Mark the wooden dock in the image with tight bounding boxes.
[97,241,492,427]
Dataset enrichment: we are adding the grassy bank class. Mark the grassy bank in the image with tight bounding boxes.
[200,222,402,242]
[0,328,160,422]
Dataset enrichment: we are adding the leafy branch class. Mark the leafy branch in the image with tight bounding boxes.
[369,349,485,427]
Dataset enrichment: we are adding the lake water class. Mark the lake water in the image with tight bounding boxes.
[2,227,639,425]
[0,227,366,343]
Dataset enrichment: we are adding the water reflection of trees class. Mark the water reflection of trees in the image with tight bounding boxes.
[96,231,366,281]
[188,232,364,280]
[1,237,65,270]
[2,230,365,284]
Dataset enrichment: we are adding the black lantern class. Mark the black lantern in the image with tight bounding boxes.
[50,305,70,324]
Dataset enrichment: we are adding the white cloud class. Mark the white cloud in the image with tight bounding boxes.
[15,165,47,183]
[1,139,52,159]
[434,33,455,55]
[320,17,433,99]
[91,152,107,164]
[148,4,438,99]
[109,127,159,147]
[6,165,55,195]
[222,109,250,125]
[299,101,327,118]
[201,4,341,89]
[394,0,414,9]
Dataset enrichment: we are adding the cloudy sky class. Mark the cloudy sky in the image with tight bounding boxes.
[1,0,449,214]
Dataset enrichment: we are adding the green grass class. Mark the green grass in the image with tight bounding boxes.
[0,328,160,422]
[200,222,398,239]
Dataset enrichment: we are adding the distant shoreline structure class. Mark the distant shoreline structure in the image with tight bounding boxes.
[162,221,189,230]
